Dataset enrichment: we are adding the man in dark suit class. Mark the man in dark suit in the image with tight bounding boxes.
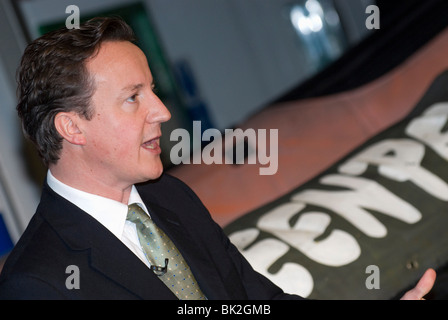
[0,17,435,300]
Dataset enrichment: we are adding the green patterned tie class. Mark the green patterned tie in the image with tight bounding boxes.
[127,203,206,300]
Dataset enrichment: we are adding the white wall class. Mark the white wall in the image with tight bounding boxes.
[148,0,323,128]
[147,0,374,129]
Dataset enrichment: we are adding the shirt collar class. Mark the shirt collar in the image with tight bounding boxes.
[46,170,149,240]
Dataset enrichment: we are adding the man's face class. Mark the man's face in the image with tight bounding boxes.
[79,41,171,188]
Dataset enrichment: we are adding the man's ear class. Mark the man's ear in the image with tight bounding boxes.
[54,112,86,145]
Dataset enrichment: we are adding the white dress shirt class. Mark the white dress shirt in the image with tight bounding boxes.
[46,170,152,268]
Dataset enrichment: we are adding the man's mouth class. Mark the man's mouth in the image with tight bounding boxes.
[142,137,160,151]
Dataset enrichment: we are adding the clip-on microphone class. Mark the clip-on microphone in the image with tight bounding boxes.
[151,258,169,276]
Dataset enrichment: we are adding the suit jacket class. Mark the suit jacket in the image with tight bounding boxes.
[0,174,300,300]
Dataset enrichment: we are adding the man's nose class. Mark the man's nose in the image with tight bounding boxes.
[146,94,171,124]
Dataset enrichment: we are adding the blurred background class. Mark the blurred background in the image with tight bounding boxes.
[0,0,376,255]
[1,0,448,294]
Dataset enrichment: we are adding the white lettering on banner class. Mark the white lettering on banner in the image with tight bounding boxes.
[257,203,360,266]
[339,139,448,201]
[229,228,313,297]
[292,175,421,238]
[406,102,448,161]
[228,102,448,297]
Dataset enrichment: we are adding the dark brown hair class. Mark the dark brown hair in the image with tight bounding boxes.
[17,16,135,166]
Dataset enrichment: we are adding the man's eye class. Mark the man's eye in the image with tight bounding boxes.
[126,94,138,103]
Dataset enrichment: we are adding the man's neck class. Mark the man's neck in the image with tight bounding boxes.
[49,163,133,204]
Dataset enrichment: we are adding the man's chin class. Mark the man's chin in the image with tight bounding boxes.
[141,165,164,182]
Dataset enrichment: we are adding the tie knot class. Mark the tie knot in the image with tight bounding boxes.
[127,203,150,225]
